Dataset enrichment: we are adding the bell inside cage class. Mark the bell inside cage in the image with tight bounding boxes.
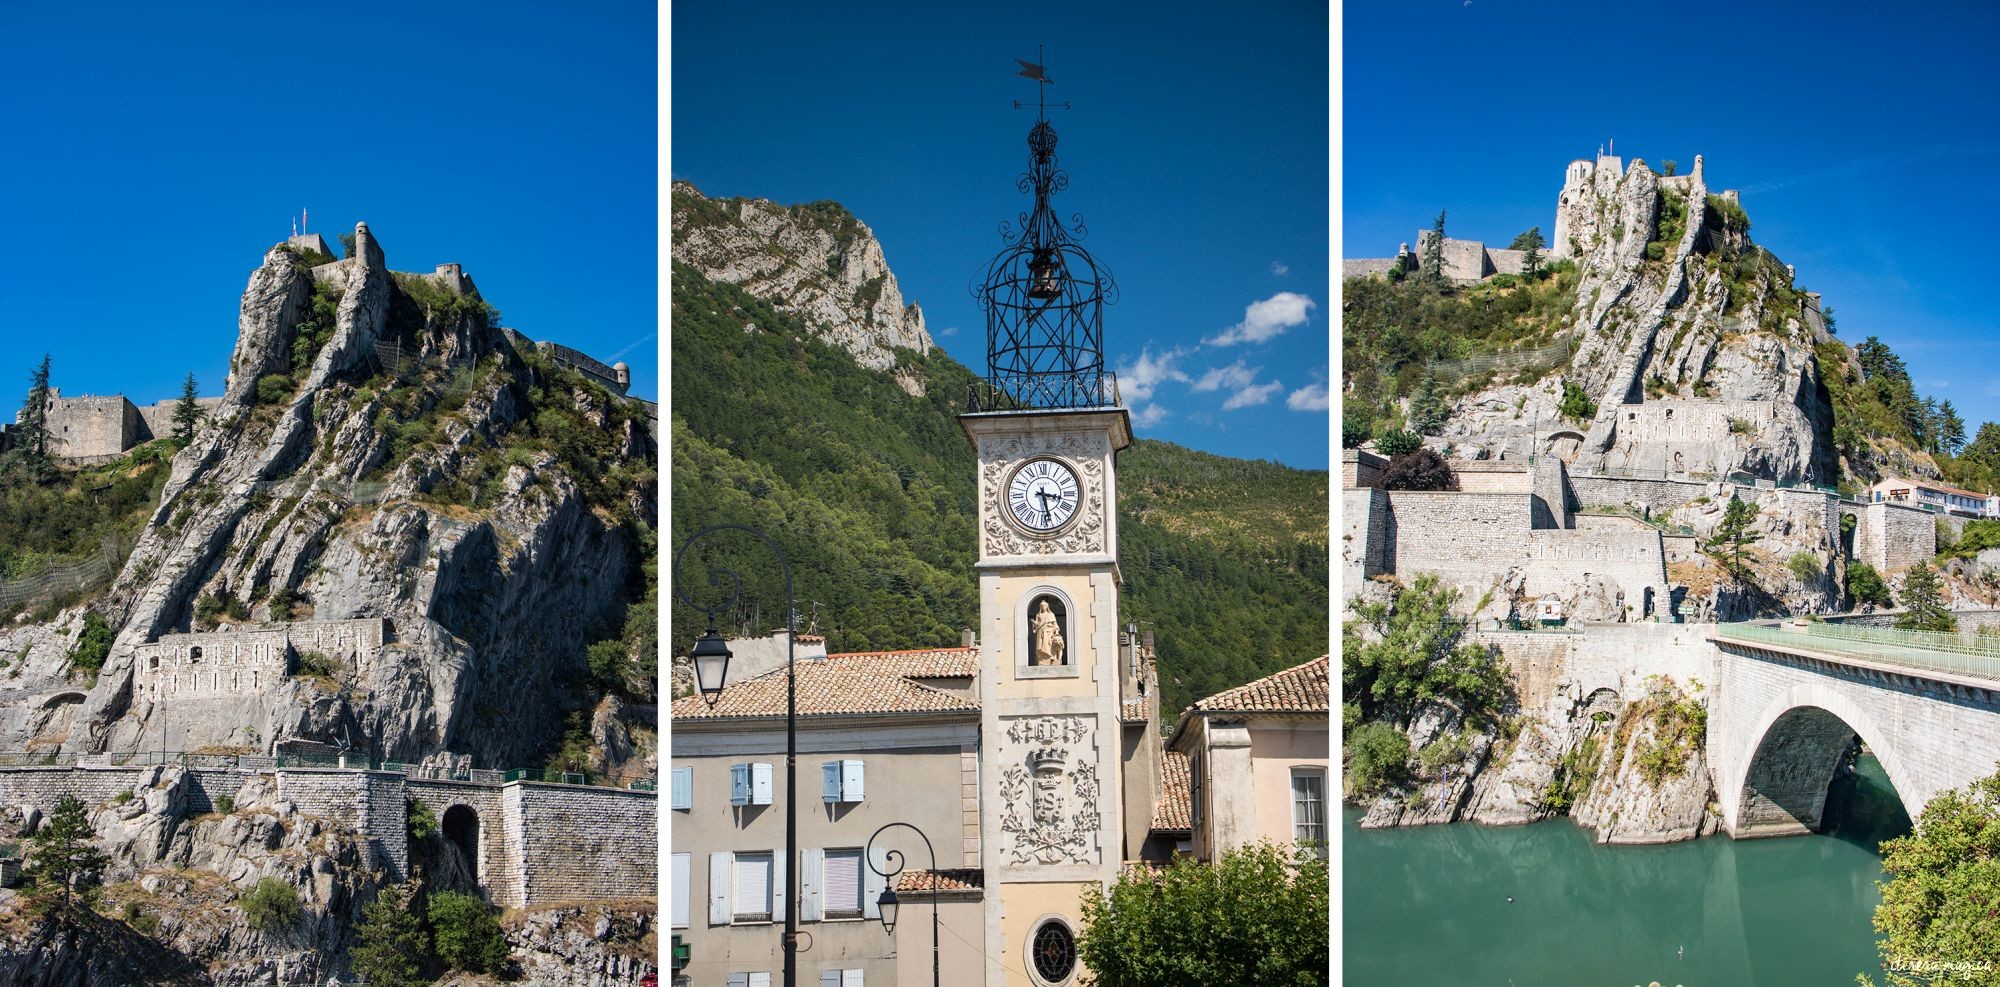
[1028,250,1063,300]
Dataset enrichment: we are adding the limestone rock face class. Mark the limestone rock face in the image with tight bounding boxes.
[0,224,655,771]
[671,180,933,370]
[480,904,655,987]
[1440,156,1837,485]
[1571,701,1718,844]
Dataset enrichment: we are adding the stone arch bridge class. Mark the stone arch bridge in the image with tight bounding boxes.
[1708,620,2000,837]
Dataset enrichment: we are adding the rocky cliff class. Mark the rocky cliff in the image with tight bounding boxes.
[0,222,657,772]
[671,181,933,371]
[1427,156,1838,486]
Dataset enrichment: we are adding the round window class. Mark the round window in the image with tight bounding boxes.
[1031,919,1077,983]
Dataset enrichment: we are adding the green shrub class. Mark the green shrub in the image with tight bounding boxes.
[193,593,226,630]
[215,795,235,814]
[427,890,511,973]
[1786,553,1823,583]
[67,610,113,677]
[241,877,300,934]
[112,790,133,805]
[352,885,430,987]
[1374,429,1422,457]
[268,588,293,622]
[256,374,295,405]
[120,898,161,936]
[1345,721,1411,797]
[293,651,338,681]
[1848,562,1893,608]
[407,799,437,842]
[1558,381,1596,422]
[1416,729,1471,777]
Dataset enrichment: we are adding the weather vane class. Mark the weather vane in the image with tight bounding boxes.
[1011,45,1070,117]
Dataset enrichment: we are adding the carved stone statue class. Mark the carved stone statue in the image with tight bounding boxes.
[1031,599,1064,665]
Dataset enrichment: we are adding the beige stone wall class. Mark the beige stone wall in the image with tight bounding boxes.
[43,394,140,460]
[1248,721,1329,848]
[998,882,1092,987]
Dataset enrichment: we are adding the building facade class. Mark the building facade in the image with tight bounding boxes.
[1166,657,1330,861]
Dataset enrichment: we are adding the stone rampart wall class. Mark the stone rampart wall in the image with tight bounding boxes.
[1341,449,1386,490]
[1383,491,1534,586]
[1521,528,1669,603]
[1342,258,1401,280]
[1452,465,1533,494]
[135,398,223,442]
[1341,488,1390,593]
[1569,474,1712,514]
[44,395,140,461]
[1853,502,1936,571]
[513,783,656,905]
[1599,399,1790,477]
[1472,623,1719,718]
[135,619,386,702]
[277,769,408,879]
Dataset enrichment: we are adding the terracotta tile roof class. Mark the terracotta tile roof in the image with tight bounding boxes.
[1151,749,1191,832]
[826,647,979,678]
[896,868,984,893]
[1186,656,1329,715]
[1121,696,1150,722]
[671,661,978,721]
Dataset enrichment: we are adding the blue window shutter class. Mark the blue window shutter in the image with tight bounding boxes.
[841,760,864,803]
[820,973,841,987]
[823,761,841,802]
[863,845,887,919]
[731,764,750,806]
[800,848,824,922]
[671,767,692,810]
[772,850,787,921]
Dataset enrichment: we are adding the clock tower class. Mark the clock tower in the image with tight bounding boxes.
[963,75,1132,987]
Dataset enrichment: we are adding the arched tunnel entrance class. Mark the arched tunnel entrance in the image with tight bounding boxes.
[1735,706,1910,840]
[442,804,480,886]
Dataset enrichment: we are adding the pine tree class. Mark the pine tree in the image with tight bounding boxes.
[351,885,431,987]
[172,372,202,444]
[1895,561,1956,632]
[1408,373,1450,435]
[10,354,54,479]
[1421,210,1447,284]
[1938,400,1966,457]
[1704,498,1763,579]
[1510,226,1545,281]
[25,794,107,920]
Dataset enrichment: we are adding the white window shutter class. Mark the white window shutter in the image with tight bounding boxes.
[749,975,771,987]
[820,973,842,987]
[822,761,841,802]
[799,848,824,922]
[729,975,749,987]
[731,764,750,806]
[772,849,788,921]
[863,845,887,920]
[671,852,691,928]
[708,851,733,925]
[671,767,692,810]
[843,970,864,987]
[752,762,774,805]
[841,760,864,802]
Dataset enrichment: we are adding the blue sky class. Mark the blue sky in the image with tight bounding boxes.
[671,0,1331,469]
[1345,1,2000,432]
[0,3,657,406]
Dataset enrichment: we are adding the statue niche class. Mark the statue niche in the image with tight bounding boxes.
[1029,595,1068,666]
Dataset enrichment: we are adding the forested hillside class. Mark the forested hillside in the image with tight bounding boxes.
[671,262,1328,716]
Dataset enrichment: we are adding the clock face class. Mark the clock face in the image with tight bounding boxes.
[1006,458,1081,533]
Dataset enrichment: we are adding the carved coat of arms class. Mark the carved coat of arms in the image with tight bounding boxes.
[999,716,1101,865]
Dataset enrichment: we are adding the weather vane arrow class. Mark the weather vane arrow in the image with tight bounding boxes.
[1015,57,1050,84]
[1012,46,1070,114]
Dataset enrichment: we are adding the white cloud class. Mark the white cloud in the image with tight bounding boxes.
[1205,291,1317,346]
[1192,360,1259,393]
[1270,260,1290,276]
[940,325,959,337]
[1286,382,1330,412]
[1130,403,1170,428]
[1223,380,1285,410]
[1116,346,1192,401]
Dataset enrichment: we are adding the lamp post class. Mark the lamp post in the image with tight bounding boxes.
[675,524,799,987]
[866,822,940,987]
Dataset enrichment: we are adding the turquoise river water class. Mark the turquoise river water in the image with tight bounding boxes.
[1343,756,1912,986]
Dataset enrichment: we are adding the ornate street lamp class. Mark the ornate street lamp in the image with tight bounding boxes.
[675,524,800,987]
[688,628,732,707]
[867,822,941,987]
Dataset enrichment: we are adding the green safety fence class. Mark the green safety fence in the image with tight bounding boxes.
[1717,621,2000,681]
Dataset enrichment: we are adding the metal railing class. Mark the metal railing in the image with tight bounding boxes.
[1716,620,2000,682]
[965,371,1119,413]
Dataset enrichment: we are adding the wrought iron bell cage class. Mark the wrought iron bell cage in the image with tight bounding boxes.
[970,115,1120,412]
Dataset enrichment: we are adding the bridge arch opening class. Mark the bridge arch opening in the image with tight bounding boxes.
[1734,703,1911,840]
[442,804,479,885]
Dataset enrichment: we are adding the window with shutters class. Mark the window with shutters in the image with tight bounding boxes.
[731,763,775,807]
[751,762,774,805]
[671,852,691,928]
[818,971,864,987]
[821,760,865,802]
[823,848,863,919]
[733,852,774,922]
[728,974,772,987]
[731,764,751,806]
[671,767,693,811]
[1292,768,1326,858]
